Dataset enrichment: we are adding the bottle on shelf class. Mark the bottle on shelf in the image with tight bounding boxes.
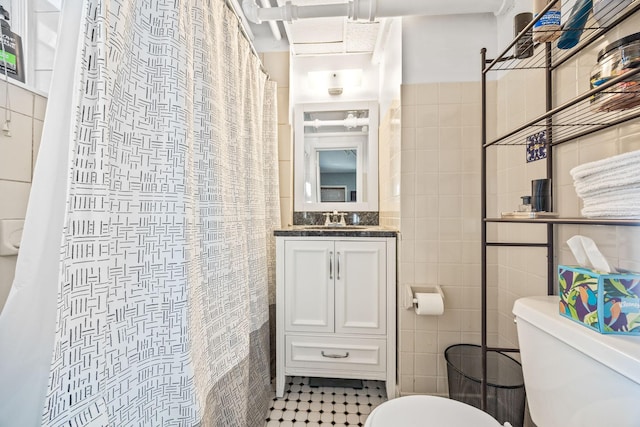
[519,196,533,212]
[533,0,562,43]
[515,12,534,59]
[557,0,593,49]
[0,5,24,83]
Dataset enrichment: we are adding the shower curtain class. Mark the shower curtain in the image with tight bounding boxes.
[0,0,280,425]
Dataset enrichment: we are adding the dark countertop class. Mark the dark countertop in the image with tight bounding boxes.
[274,226,398,238]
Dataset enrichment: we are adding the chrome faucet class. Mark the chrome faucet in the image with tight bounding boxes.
[323,211,347,226]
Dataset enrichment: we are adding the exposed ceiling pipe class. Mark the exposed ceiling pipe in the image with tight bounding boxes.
[244,0,351,23]
[259,0,283,41]
[243,0,513,24]
[375,0,513,18]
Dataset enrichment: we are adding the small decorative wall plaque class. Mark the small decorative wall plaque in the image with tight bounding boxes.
[526,130,547,163]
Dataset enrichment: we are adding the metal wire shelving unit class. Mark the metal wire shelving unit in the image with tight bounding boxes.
[479,0,640,416]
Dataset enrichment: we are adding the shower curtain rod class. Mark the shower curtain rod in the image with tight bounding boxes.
[225,0,272,79]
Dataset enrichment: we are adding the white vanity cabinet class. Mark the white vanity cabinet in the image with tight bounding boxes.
[275,234,396,399]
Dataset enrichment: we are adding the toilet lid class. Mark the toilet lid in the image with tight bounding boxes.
[365,395,502,427]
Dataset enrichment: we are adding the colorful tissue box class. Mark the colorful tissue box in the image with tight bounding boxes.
[558,265,640,335]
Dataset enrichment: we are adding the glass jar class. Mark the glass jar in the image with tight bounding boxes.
[590,32,640,112]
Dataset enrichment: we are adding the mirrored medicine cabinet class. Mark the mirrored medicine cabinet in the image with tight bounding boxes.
[294,101,379,212]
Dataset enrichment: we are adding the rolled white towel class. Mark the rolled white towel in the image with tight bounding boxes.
[570,150,640,181]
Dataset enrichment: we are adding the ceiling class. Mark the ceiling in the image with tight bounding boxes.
[283,0,381,56]
[246,0,514,55]
[249,0,382,56]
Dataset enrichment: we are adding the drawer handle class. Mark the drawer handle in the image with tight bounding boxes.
[321,350,349,359]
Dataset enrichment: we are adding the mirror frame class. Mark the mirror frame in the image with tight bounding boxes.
[294,101,379,212]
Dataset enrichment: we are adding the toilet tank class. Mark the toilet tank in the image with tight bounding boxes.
[513,296,640,427]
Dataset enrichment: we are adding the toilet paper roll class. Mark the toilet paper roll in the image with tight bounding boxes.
[414,292,444,315]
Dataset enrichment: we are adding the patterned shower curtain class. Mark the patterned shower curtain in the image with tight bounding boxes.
[0,0,279,425]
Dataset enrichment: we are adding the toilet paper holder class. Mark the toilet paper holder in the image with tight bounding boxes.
[402,284,445,310]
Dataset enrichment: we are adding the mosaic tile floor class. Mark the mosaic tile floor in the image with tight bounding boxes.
[265,376,388,426]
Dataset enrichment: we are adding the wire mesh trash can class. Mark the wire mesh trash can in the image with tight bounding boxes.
[445,344,525,427]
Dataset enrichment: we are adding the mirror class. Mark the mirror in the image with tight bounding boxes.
[294,101,378,212]
[318,149,358,202]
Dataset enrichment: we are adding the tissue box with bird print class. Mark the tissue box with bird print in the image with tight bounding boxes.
[558,265,640,335]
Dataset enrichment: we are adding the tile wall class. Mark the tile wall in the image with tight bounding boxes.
[32,1,62,93]
[493,13,640,349]
[398,81,496,395]
[492,64,549,348]
[378,100,401,229]
[0,82,47,311]
[260,51,292,228]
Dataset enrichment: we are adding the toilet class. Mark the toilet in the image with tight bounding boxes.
[366,295,640,427]
[513,295,640,426]
[365,394,505,426]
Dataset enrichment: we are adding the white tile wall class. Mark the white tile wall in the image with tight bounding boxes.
[0,179,26,313]
[0,83,45,311]
[261,52,292,228]
[33,6,62,93]
[34,95,47,121]
[379,99,401,228]
[399,81,490,395]
[493,13,640,350]
[32,118,43,173]
[0,83,36,117]
[0,110,33,182]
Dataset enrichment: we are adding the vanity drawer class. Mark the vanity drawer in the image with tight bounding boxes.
[285,335,386,372]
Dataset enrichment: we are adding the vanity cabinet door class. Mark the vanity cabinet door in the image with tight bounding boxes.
[334,241,386,335]
[284,240,334,333]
